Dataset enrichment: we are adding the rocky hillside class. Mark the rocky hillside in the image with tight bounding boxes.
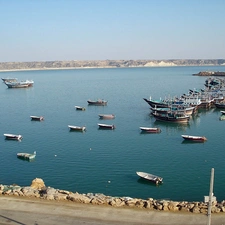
[0,59,225,71]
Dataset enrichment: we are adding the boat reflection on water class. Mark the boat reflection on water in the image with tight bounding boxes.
[181,140,206,144]
[153,120,190,132]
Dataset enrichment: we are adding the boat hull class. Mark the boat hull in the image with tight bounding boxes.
[4,134,23,141]
[98,123,115,129]
[140,127,161,133]
[30,116,44,121]
[68,125,86,131]
[98,114,115,119]
[152,112,190,123]
[181,135,207,142]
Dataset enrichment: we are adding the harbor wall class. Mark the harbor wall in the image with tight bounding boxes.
[1,178,225,214]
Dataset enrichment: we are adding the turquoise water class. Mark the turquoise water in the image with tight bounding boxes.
[0,66,225,202]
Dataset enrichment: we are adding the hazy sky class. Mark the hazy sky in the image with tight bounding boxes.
[1,0,225,62]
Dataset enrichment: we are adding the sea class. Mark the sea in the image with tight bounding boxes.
[0,65,225,202]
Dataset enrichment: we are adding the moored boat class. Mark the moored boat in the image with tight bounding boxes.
[75,106,86,111]
[181,135,207,142]
[4,80,34,88]
[98,114,115,119]
[17,151,36,160]
[220,111,225,115]
[215,102,225,109]
[152,111,190,123]
[136,171,163,185]
[4,133,23,140]
[68,125,86,132]
[87,99,107,105]
[30,116,44,121]
[98,123,115,129]
[139,127,161,133]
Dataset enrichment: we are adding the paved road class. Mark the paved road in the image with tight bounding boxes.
[0,196,225,225]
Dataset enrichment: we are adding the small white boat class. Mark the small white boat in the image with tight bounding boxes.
[30,116,44,121]
[4,133,23,141]
[181,135,207,142]
[98,114,115,119]
[17,151,36,160]
[140,127,161,133]
[68,125,86,131]
[220,111,225,115]
[75,106,86,111]
[98,123,115,129]
[136,172,163,185]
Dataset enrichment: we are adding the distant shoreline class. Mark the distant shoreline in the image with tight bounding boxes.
[0,59,225,73]
[0,65,225,73]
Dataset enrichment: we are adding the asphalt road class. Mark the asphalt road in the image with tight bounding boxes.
[0,196,225,225]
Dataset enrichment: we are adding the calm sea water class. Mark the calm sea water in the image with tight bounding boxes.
[0,66,225,202]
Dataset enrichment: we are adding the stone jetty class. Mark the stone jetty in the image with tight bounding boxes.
[193,71,225,76]
[1,178,225,214]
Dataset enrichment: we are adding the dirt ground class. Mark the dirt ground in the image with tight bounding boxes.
[0,196,225,225]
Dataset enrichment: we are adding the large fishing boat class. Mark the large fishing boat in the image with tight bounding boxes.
[4,80,34,88]
[152,111,190,123]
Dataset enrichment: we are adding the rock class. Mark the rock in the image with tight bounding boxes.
[30,178,45,190]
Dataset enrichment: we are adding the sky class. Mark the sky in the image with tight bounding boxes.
[0,0,225,62]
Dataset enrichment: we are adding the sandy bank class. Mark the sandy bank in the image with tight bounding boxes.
[0,196,225,225]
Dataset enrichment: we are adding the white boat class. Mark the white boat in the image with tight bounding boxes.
[30,116,44,121]
[4,80,34,88]
[136,172,163,184]
[98,114,115,119]
[181,135,207,142]
[68,125,86,131]
[220,111,225,115]
[140,127,161,133]
[17,151,36,160]
[98,123,115,129]
[4,133,23,140]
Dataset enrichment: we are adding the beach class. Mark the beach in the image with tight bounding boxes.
[1,196,225,225]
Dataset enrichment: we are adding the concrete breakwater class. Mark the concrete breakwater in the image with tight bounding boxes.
[1,178,225,214]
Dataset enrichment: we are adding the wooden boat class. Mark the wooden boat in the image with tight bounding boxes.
[17,151,36,160]
[181,135,207,142]
[152,111,190,123]
[139,127,161,133]
[4,80,34,88]
[136,172,163,185]
[4,133,23,140]
[151,105,195,116]
[215,102,225,109]
[75,106,86,111]
[98,114,115,119]
[68,125,86,131]
[30,116,44,121]
[143,98,168,108]
[87,99,107,105]
[98,123,115,129]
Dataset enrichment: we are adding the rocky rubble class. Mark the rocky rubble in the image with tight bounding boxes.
[0,178,225,214]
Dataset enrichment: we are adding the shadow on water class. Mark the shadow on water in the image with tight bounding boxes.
[137,178,163,187]
[181,140,206,145]
[153,120,190,132]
